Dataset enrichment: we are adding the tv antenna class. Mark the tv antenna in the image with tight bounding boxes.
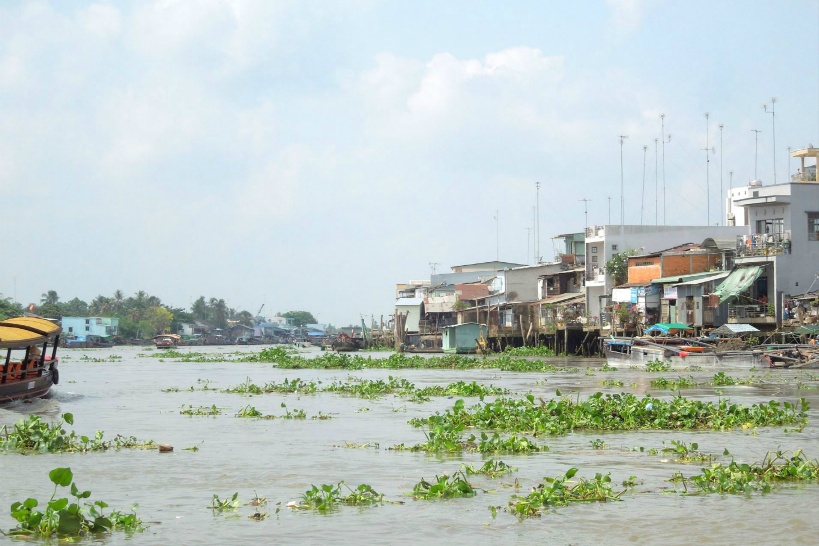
[751,129,763,180]
[429,262,440,275]
[763,97,777,183]
[579,198,592,231]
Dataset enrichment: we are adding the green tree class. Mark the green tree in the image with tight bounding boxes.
[191,296,209,322]
[61,297,89,317]
[210,298,228,329]
[281,310,317,326]
[89,295,113,315]
[232,310,255,327]
[111,289,125,314]
[37,303,62,320]
[40,290,59,305]
[0,295,23,320]
[144,306,174,335]
[605,249,637,287]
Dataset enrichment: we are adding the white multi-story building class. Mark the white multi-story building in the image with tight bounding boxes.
[724,147,819,321]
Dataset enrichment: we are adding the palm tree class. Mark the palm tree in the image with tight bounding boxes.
[112,290,125,314]
[90,296,112,315]
[40,290,59,305]
[210,298,228,329]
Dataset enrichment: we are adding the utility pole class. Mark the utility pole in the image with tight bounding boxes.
[607,196,611,225]
[525,227,531,264]
[751,129,763,180]
[494,210,499,262]
[619,134,628,230]
[702,113,714,226]
[641,145,647,225]
[763,97,777,184]
[535,182,541,263]
[654,138,659,225]
[660,114,667,224]
[719,123,724,225]
[579,198,592,232]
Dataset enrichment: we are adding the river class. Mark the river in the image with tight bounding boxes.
[1,345,818,545]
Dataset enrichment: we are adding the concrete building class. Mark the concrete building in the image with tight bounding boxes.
[61,316,119,337]
[584,225,748,322]
[724,147,819,323]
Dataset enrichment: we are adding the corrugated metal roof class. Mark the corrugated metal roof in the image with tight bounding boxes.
[709,323,760,336]
[539,292,585,305]
[651,271,723,284]
[675,272,730,286]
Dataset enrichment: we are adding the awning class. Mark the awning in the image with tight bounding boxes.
[712,266,763,303]
[709,323,760,337]
[645,323,694,334]
[676,272,730,286]
[538,292,585,305]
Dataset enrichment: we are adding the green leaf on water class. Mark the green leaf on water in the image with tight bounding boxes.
[49,467,73,487]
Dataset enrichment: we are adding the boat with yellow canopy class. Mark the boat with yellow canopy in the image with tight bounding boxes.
[0,316,61,402]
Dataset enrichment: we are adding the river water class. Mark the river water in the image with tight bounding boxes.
[1,345,818,545]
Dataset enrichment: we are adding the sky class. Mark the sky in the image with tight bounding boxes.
[1,0,818,326]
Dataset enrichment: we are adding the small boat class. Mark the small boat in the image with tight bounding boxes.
[154,334,181,349]
[603,336,764,369]
[330,334,362,352]
[0,316,62,402]
[762,345,819,369]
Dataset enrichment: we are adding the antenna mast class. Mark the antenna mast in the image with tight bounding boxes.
[619,135,628,230]
[641,144,648,225]
[535,182,541,263]
[751,129,763,180]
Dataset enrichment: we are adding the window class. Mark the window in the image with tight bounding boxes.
[809,212,819,241]
[756,218,784,236]
[591,246,597,254]
[612,244,618,251]
[592,255,598,263]
[635,261,654,266]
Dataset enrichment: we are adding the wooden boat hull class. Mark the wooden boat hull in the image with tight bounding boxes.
[0,370,57,402]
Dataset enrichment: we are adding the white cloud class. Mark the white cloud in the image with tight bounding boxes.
[605,0,648,33]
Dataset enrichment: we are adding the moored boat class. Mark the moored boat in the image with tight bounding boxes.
[603,335,765,369]
[0,316,62,402]
[154,334,181,349]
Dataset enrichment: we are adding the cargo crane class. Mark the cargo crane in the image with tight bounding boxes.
[255,304,265,325]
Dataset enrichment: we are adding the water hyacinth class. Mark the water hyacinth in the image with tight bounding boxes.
[409,393,809,435]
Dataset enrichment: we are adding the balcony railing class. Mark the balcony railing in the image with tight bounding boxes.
[728,305,772,319]
[736,234,790,257]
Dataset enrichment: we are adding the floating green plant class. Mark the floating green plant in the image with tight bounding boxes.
[294,483,383,511]
[501,346,555,357]
[462,459,517,478]
[8,467,143,538]
[0,414,155,453]
[644,359,671,372]
[499,468,624,519]
[179,405,223,416]
[211,493,241,512]
[410,393,809,435]
[650,376,698,390]
[412,472,476,499]
[673,450,819,494]
[660,440,715,463]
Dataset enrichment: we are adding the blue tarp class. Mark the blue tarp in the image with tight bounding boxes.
[645,323,694,334]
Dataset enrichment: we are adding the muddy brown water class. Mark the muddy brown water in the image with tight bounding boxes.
[1,345,818,545]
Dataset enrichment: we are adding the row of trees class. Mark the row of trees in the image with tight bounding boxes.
[0,290,319,339]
